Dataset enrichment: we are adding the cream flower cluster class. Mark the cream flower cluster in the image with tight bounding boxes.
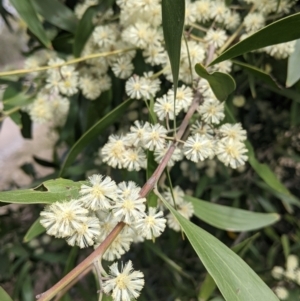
[39,175,193,300]
[100,78,248,170]
[271,254,300,300]
[20,0,297,128]
[40,175,167,254]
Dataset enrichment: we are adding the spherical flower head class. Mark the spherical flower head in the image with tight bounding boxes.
[167,85,193,113]
[244,13,265,33]
[274,286,289,300]
[117,181,141,199]
[28,94,53,124]
[194,0,211,23]
[216,140,248,169]
[287,254,299,272]
[154,142,183,167]
[92,24,117,48]
[111,57,134,79]
[102,260,145,301]
[102,135,127,168]
[122,22,159,49]
[40,199,89,238]
[79,174,118,211]
[79,75,102,100]
[154,94,175,121]
[123,147,146,171]
[204,28,227,49]
[264,41,296,59]
[162,186,185,206]
[219,123,247,142]
[209,0,230,23]
[191,121,214,139]
[125,75,152,100]
[184,134,215,163]
[95,220,133,261]
[225,12,241,31]
[271,266,284,280]
[125,121,151,147]
[143,124,167,151]
[67,216,101,248]
[112,191,146,224]
[198,99,225,124]
[135,207,166,240]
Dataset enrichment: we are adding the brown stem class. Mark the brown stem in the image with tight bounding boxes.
[37,55,208,301]
[37,222,125,301]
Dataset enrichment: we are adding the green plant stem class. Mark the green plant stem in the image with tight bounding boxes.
[0,48,136,77]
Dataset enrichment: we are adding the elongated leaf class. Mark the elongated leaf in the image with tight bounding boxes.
[23,218,45,242]
[161,199,279,301]
[10,0,51,48]
[73,0,114,57]
[232,60,280,89]
[3,92,34,107]
[195,64,236,101]
[32,0,78,33]
[200,233,260,301]
[59,98,134,176]
[186,196,280,232]
[210,12,300,65]
[162,0,185,96]
[0,179,83,204]
[246,142,300,211]
[0,287,13,301]
[286,39,300,87]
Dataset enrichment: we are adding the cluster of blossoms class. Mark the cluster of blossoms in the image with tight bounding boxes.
[271,254,300,300]
[39,174,195,300]
[100,78,248,170]
[18,0,297,128]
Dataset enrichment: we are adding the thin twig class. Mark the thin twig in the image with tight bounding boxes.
[0,48,136,77]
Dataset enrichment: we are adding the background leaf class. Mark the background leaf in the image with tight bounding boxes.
[59,98,134,176]
[0,287,13,301]
[210,12,300,65]
[162,0,185,96]
[10,0,51,48]
[225,104,300,212]
[286,39,300,87]
[32,0,78,33]
[23,218,45,242]
[161,198,279,301]
[186,196,280,232]
[0,179,83,204]
[232,60,280,89]
[195,63,236,101]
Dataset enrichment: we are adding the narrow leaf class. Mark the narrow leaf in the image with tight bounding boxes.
[162,0,185,95]
[161,199,279,301]
[210,12,300,65]
[195,63,236,101]
[186,196,280,232]
[10,0,51,48]
[32,0,78,33]
[286,39,300,87]
[0,179,83,204]
[0,287,13,301]
[23,218,45,242]
[232,60,280,89]
[59,98,134,176]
